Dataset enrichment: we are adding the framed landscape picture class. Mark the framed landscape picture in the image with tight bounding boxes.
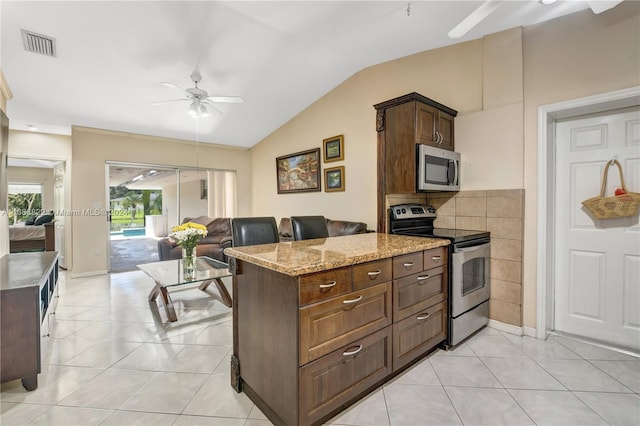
[324,166,345,192]
[323,135,344,163]
[276,148,321,194]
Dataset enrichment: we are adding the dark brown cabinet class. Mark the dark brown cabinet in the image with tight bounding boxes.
[0,252,59,391]
[374,92,457,231]
[232,245,448,425]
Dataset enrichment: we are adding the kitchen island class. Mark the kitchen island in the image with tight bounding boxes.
[225,233,449,426]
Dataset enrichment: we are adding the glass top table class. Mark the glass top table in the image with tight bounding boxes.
[137,256,232,322]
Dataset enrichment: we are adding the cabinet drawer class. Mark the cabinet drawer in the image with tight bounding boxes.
[299,267,351,306]
[353,259,392,290]
[299,327,392,426]
[393,266,446,321]
[392,301,447,371]
[393,252,423,279]
[424,247,446,270]
[300,283,392,365]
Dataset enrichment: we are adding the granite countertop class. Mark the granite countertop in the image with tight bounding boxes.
[224,233,449,276]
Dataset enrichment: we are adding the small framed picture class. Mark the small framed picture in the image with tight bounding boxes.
[324,166,345,192]
[323,135,344,163]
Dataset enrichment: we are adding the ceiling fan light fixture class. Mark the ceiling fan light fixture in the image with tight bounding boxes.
[199,104,210,118]
[188,101,199,117]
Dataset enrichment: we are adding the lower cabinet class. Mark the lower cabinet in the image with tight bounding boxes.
[392,301,447,371]
[234,246,448,426]
[299,327,392,425]
[0,252,59,391]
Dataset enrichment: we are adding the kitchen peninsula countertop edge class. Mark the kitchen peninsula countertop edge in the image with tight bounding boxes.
[224,233,450,276]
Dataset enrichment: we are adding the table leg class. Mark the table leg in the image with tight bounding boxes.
[159,287,178,322]
[148,284,160,302]
[199,278,232,307]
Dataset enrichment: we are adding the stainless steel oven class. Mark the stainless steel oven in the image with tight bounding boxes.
[389,204,490,347]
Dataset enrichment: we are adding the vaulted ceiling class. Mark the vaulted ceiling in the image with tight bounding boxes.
[2,1,608,149]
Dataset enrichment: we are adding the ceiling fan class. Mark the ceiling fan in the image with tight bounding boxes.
[447,0,624,39]
[152,71,244,118]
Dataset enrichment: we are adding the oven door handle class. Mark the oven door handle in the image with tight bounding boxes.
[455,242,491,253]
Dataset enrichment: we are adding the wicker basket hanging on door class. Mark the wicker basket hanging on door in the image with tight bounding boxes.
[582,159,640,219]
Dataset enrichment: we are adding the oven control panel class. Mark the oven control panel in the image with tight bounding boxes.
[390,204,436,220]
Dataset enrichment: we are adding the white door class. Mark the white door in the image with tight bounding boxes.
[53,162,66,268]
[554,107,640,351]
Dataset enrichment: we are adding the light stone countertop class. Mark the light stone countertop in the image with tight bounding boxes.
[224,232,450,276]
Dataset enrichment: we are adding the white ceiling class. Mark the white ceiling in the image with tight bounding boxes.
[2,1,604,149]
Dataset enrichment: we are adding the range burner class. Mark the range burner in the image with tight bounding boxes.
[388,203,488,244]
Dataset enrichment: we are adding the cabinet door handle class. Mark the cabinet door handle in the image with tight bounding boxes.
[416,275,430,281]
[435,132,441,144]
[403,262,415,267]
[431,256,441,262]
[367,270,381,277]
[417,313,430,320]
[343,295,363,304]
[342,345,363,356]
[319,281,337,289]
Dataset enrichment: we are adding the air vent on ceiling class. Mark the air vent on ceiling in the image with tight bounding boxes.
[21,29,56,57]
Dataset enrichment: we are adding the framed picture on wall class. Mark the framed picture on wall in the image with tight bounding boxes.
[323,135,344,163]
[276,148,321,194]
[324,166,345,192]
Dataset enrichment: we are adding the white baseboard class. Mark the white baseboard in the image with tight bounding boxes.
[488,319,523,336]
[523,326,537,337]
[70,270,108,278]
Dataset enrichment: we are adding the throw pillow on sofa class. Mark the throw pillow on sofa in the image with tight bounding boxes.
[34,212,54,225]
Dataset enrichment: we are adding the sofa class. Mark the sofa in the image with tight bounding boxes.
[157,216,232,262]
[278,217,369,242]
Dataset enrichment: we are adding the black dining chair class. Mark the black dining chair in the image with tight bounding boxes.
[230,217,280,247]
[290,215,329,241]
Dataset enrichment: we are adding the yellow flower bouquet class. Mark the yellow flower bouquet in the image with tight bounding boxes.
[168,222,208,255]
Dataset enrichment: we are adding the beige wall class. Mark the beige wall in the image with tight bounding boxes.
[71,126,251,275]
[250,37,488,229]
[7,166,55,212]
[520,2,640,328]
[250,4,639,332]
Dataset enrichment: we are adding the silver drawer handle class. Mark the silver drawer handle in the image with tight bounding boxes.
[431,256,441,262]
[319,281,337,289]
[343,295,363,304]
[417,313,430,320]
[403,262,415,267]
[367,270,381,277]
[416,275,430,281]
[343,345,363,356]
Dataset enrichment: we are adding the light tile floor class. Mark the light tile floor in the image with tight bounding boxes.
[1,270,639,426]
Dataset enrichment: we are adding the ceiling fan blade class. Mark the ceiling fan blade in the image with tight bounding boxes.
[448,0,502,39]
[201,101,224,115]
[151,99,188,106]
[161,82,190,95]
[586,0,623,14]
[207,96,244,104]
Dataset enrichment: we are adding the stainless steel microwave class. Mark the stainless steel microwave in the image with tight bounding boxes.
[417,144,460,192]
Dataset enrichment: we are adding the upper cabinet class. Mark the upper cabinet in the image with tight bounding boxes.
[416,102,455,151]
[374,93,457,194]
[374,93,457,232]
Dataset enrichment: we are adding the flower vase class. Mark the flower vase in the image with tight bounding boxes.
[182,247,196,280]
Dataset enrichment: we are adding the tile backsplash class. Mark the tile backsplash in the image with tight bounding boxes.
[428,189,525,327]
